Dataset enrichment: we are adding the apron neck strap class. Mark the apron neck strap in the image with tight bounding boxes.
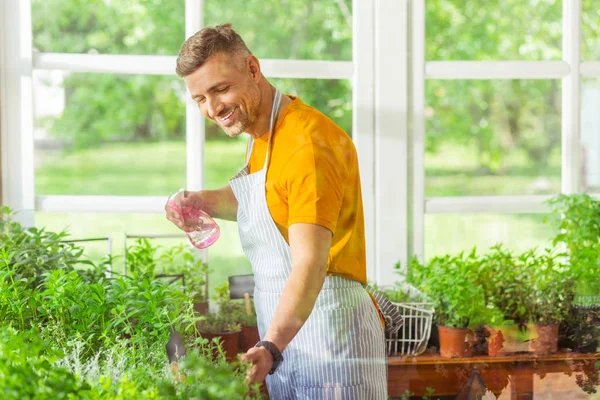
[245,88,283,168]
[263,89,282,170]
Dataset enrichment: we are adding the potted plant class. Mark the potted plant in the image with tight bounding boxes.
[196,313,242,362]
[409,250,490,358]
[546,194,600,351]
[194,282,242,361]
[525,248,575,355]
[560,307,600,353]
[480,245,533,354]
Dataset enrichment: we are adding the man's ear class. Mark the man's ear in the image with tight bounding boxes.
[246,55,261,82]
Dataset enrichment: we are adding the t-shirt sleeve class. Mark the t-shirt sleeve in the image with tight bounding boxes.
[281,142,345,234]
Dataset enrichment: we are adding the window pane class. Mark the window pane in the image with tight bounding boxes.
[35,212,250,296]
[582,79,600,193]
[34,71,186,196]
[205,0,352,61]
[424,213,553,259]
[426,0,562,61]
[425,80,561,196]
[582,0,600,60]
[32,0,184,55]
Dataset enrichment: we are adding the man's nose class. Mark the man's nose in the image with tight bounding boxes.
[207,98,224,120]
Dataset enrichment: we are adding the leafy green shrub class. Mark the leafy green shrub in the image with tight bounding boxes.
[0,206,92,288]
[408,249,494,328]
[0,213,263,398]
[545,193,600,305]
[160,243,211,302]
[0,326,93,400]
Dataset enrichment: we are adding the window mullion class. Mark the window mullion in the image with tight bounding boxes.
[375,0,408,284]
[0,0,35,226]
[409,0,426,262]
[562,0,582,194]
[353,0,376,281]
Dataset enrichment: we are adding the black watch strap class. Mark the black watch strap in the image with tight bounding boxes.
[255,340,284,374]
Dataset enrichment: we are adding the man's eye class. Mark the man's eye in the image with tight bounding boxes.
[216,86,229,93]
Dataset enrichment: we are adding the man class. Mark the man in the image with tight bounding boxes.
[166,23,387,399]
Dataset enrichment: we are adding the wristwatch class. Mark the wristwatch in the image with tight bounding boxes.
[255,341,284,374]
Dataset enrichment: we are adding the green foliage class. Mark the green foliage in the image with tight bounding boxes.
[0,206,92,288]
[525,248,575,324]
[160,244,211,302]
[408,249,496,328]
[0,213,262,398]
[407,240,576,327]
[160,351,261,400]
[545,193,600,303]
[0,326,93,400]
[195,282,243,333]
[478,245,531,323]
[0,212,191,351]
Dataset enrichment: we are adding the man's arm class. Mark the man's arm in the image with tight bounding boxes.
[242,222,330,382]
[166,184,238,229]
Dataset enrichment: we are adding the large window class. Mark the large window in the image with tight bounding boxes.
[415,0,600,260]
[4,0,600,284]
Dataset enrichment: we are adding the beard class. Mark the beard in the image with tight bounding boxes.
[221,110,247,137]
[220,83,261,137]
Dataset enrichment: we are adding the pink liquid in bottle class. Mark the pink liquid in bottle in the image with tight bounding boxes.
[169,191,220,249]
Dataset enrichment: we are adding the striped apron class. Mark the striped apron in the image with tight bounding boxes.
[229,89,387,400]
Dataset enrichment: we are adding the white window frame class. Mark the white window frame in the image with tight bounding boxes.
[0,0,35,226]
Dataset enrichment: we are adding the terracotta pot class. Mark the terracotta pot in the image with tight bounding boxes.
[200,331,240,361]
[193,301,209,315]
[438,325,474,358]
[239,325,260,353]
[529,324,559,355]
[484,326,505,357]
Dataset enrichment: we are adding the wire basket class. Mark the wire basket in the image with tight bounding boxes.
[386,300,434,356]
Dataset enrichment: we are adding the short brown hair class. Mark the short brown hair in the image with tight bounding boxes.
[176,23,251,77]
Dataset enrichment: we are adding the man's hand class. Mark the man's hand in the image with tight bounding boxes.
[241,346,273,384]
[164,190,205,232]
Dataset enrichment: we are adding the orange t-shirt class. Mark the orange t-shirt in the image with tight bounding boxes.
[248,96,366,284]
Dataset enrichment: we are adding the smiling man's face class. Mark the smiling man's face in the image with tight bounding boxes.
[184,52,262,137]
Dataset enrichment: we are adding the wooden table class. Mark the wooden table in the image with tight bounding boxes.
[387,352,600,399]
